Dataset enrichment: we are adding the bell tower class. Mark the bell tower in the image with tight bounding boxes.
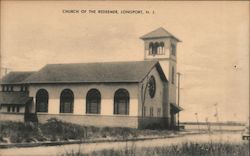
[141,27,180,84]
[140,27,181,121]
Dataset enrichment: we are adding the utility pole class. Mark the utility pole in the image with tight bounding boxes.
[214,103,222,132]
[0,49,2,79]
[195,112,200,132]
[177,72,181,130]
[205,117,211,133]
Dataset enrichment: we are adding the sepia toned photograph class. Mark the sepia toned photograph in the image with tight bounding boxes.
[0,1,249,156]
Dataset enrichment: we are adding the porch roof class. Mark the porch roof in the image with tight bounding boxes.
[1,72,35,84]
[170,103,184,113]
[0,92,32,105]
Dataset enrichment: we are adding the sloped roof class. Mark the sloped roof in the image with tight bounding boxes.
[140,27,181,41]
[1,72,35,84]
[0,92,32,105]
[24,61,167,84]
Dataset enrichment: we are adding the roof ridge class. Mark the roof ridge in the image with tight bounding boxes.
[7,71,36,73]
[161,27,174,35]
[45,60,158,66]
[23,60,161,84]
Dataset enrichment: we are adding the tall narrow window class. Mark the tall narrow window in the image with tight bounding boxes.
[24,86,28,92]
[7,106,11,112]
[153,42,159,55]
[149,42,154,55]
[159,42,165,54]
[172,66,175,84]
[60,89,74,113]
[7,86,10,92]
[157,108,161,117]
[36,89,49,112]
[148,76,156,98]
[157,46,162,54]
[171,44,176,56]
[150,107,154,117]
[86,89,101,114]
[114,89,130,115]
[21,85,24,92]
[17,106,20,113]
[12,106,15,112]
[143,106,147,117]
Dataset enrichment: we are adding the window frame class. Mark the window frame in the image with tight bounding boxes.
[114,89,130,115]
[172,66,175,84]
[143,106,147,117]
[12,106,15,112]
[157,108,161,117]
[16,106,20,113]
[171,43,176,56]
[149,42,154,55]
[2,85,5,92]
[86,89,101,114]
[7,106,11,112]
[36,89,49,113]
[60,89,74,113]
[150,107,154,117]
[148,76,156,98]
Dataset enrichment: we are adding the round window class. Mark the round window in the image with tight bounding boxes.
[148,76,156,98]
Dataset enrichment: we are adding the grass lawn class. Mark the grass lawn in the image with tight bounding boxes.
[63,142,249,156]
[0,118,174,143]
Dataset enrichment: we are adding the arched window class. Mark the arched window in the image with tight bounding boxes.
[36,89,49,112]
[60,89,74,113]
[114,89,129,115]
[153,42,159,55]
[149,42,154,55]
[157,46,162,54]
[159,42,165,54]
[172,66,175,84]
[86,89,101,114]
[148,76,156,98]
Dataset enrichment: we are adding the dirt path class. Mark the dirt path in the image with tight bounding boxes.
[0,132,245,156]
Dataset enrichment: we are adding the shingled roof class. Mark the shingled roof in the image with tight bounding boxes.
[140,27,181,41]
[24,60,167,84]
[1,72,35,84]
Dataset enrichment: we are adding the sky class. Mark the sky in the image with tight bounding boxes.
[1,1,249,122]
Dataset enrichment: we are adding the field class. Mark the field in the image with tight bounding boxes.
[0,119,248,156]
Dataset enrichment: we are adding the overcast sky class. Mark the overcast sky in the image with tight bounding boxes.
[1,1,249,122]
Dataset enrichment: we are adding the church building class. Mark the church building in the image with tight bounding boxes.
[0,28,183,129]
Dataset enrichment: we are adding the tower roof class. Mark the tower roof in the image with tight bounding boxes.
[140,27,181,42]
